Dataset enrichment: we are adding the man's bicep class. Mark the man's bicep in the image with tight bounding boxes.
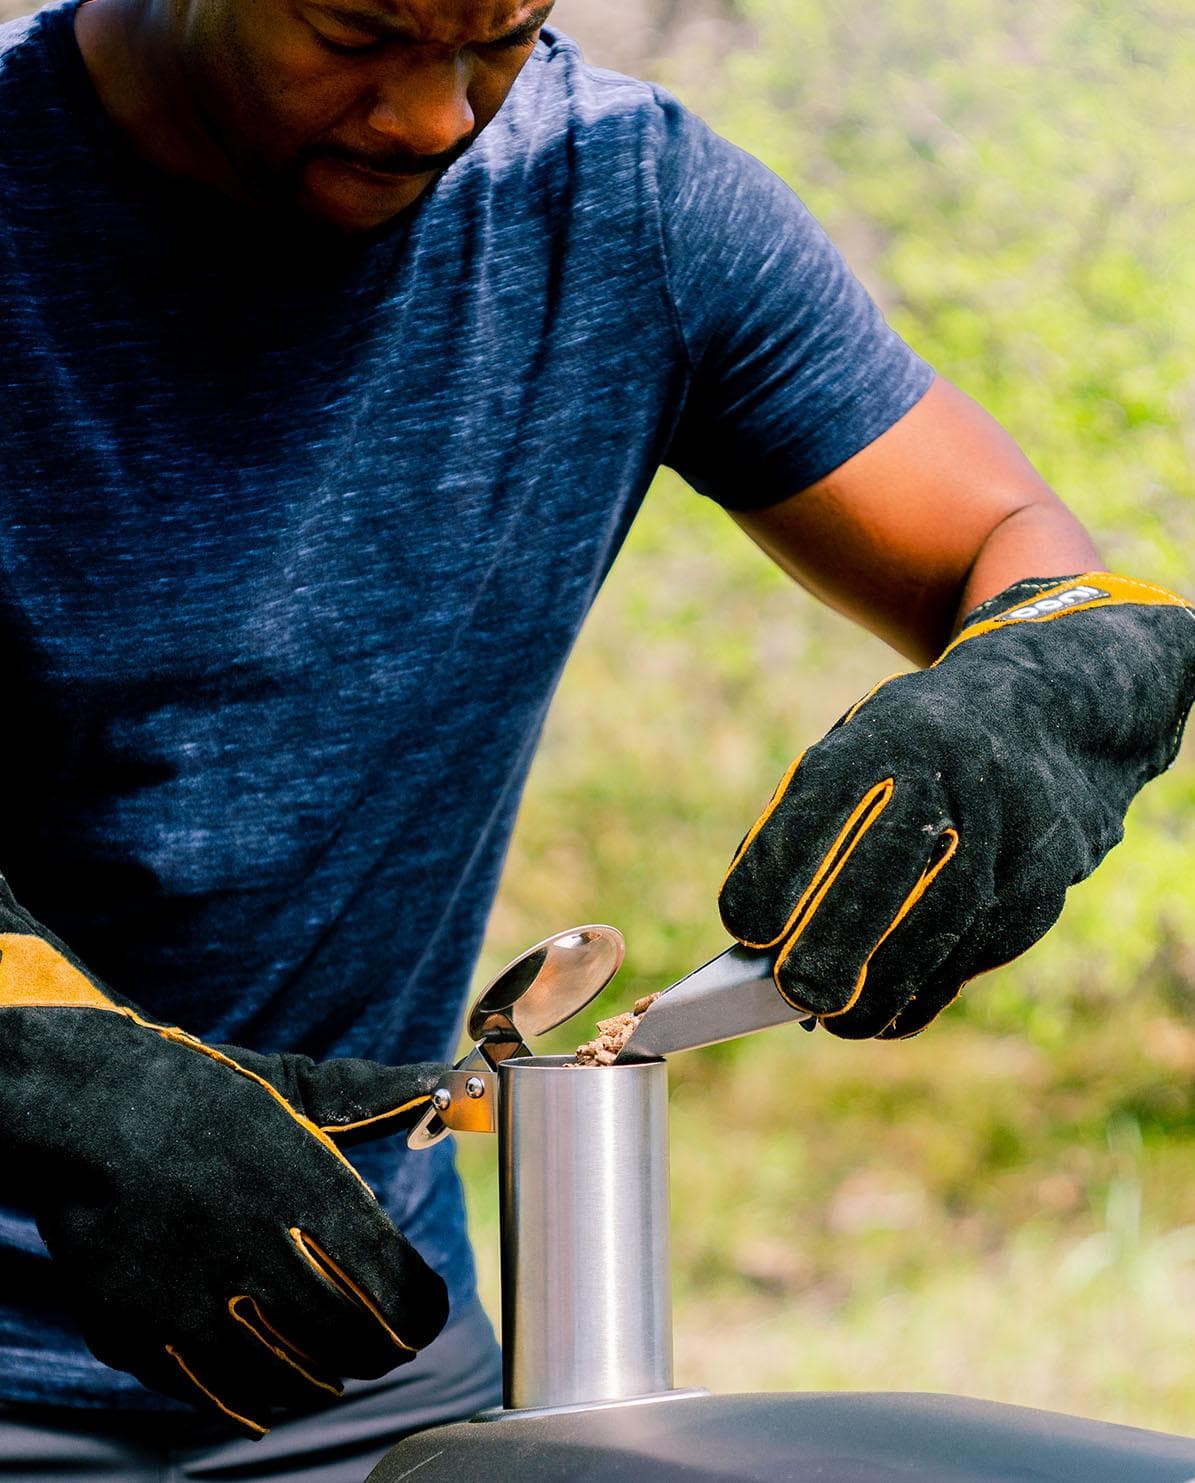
[730,376,1102,665]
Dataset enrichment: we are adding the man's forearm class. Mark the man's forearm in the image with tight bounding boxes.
[732,376,1108,665]
[951,499,1102,637]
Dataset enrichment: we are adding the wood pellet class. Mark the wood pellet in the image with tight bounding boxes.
[572,993,661,1065]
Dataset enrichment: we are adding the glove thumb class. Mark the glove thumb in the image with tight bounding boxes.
[214,1047,448,1148]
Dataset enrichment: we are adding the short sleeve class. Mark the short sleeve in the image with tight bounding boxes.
[653,92,934,509]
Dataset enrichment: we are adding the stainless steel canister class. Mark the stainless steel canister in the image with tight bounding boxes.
[498,1054,673,1411]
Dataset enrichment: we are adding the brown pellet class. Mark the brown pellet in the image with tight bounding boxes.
[573,992,662,1065]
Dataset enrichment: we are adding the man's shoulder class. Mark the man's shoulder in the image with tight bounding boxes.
[1,0,77,159]
[0,1,64,76]
[1,2,97,217]
[475,28,683,181]
[520,29,666,117]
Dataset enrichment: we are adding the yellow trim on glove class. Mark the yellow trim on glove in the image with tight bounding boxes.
[165,1344,268,1437]
[289,1228,416,1355]
[227,1295,342,1398]
[811,826,960,1022]
[0,935,120,1011]
[728,777,895,955]
[319,1095,432,1138]
[770,778,895,954]
[943,572,1194,660]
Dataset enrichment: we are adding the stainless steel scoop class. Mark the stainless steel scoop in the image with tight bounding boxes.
[611,942,815,1063]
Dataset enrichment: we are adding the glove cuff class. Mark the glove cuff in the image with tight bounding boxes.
[0,876,126,1014]
[948,570,1194,655]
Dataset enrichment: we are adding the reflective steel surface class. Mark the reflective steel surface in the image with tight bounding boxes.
[615,942,813,1063]
[468,924,625,1042]
[499,1055,673,1411]
[408,924,624,1150]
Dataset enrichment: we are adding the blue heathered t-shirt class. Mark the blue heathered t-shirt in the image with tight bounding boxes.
[0,0,933,1411]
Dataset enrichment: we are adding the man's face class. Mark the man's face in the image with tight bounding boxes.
[175,0,554,233]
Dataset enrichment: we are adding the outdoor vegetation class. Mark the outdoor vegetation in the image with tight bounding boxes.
[5,0,1191,1437]
[463,0,1195,1436]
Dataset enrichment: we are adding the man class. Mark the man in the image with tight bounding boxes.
[0,0,1191,1477]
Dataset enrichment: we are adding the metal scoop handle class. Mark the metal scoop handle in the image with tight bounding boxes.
[613,943,814,1062]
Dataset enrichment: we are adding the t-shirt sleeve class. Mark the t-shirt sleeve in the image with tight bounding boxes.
[653,92,934,510]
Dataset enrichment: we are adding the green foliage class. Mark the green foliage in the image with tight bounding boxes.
[670,0,1195,588]
[466,0,1195,1430]
[482,0,1195,1037]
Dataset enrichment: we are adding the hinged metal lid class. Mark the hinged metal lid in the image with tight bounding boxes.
[408,924,624,1148]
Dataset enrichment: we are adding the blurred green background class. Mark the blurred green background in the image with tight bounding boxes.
[8,0,1192,1434]
[489,0,1195,1433]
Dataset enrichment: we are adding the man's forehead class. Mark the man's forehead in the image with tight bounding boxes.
[320,0,555,46]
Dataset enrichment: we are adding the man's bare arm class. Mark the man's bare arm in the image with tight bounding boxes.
[731,375,1101,664]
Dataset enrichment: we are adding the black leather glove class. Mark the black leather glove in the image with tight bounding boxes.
[0,878,449,1437]
[719,573,1195,1040]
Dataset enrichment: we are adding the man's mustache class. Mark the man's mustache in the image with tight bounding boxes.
[312,137,473,178]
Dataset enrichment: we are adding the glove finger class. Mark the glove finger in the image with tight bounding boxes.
[973,875,1070,983]
[765,783,959,1017]
[874,965,971,1041]
[224,1293,345,1401]
[720,746,902,950]
[877,880,1070,1040]
[289,1058,446,1146]
[814,843,978,1039]
[213,1049,446,1147]
[873,929,988,1041]
[279,1216,449,1375]
[156,1328,335,1438]
[165,1314,351,1435]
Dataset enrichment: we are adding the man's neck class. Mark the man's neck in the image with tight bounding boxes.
[73,0,242,198]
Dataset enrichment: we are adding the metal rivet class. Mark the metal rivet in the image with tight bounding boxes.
[465,1076,485,1099]
[432,1088,451,1112]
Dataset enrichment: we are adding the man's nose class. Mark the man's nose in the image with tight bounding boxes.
[366,56,475,159]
